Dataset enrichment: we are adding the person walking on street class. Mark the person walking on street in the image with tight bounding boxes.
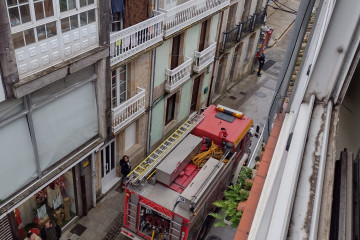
[257,52,265,77]
[40,220,61,240]
[120,155,131,190]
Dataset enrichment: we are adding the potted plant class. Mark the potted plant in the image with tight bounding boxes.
[209,167,252,228]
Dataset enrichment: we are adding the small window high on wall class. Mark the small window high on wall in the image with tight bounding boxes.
[165,93,177,125]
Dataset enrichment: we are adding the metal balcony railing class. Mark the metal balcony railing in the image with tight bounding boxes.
[161,0,230,37]
[165,57,193,92]
[110,13,165,66]
[111,87,146,133]
[193,42,216,73]
[222,8,267,51]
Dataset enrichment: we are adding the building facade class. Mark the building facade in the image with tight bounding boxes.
[211,0,267,101]
[0,0,110,238]
[0,0,267,238]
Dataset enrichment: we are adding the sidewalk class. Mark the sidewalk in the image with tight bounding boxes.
[60,185,126,240]
[60,3,300,240]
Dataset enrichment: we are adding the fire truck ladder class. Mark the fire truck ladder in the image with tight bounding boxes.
[127,112,205,186]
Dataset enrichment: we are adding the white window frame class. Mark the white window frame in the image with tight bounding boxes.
[6,0,97,48]
[111,65,127,108]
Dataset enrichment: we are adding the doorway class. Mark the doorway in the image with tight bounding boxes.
[191,76,202,112]
[101,140,118,193]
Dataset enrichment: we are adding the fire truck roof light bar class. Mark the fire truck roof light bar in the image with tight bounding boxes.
[216,104,245,119]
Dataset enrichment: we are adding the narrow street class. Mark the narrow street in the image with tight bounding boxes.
[60,2,299,240]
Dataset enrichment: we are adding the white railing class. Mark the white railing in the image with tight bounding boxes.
[193,42,216,73]
[112,88,146,133]
[110,13,165,66]
[165,57,192,92]
[161,0,230,37]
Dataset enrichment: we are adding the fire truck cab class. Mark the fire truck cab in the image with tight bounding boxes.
[121,105,253,240]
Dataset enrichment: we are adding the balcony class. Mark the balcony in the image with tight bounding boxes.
[221,9,266,51]
[165,57,192,92]
[110,13,165,66]
[193,42,216,73]
[161,0,230,37]
[112,87,146,133]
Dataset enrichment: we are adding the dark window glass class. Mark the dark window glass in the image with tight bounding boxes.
[12,32,25,49]
[24,28,35,45]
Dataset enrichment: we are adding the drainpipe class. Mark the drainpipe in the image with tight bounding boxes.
[147,0,159,154]
[91,152,96,207]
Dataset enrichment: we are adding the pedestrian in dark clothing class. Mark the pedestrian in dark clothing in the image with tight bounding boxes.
[257,53,265,77]
[40,220,61,240]
[119,155,131,190]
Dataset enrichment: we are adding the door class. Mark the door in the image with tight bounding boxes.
[171,34,181,70]
[190,76,201,112]
[199,20,208,52]
[101,140,117,193]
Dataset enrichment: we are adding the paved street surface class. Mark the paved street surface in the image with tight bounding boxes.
[60,2,299,239]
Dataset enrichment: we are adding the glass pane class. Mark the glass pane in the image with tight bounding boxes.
[8,7,20,27]
[80,0,86,7]
[59,0,67,12]
[37,25,46,41]
[70,14,78,30]
[12,32,25,49]
[80,12,87,26]
[88,0,94,4]
[19,0,28,3]
[7,0,17,7]
[44,0,54,17]
[24,28,35,45]
[68,0,75,10]
[34,2,44,20]
[46,21,57,37]
[19,4,31,23]
[61,17,70,32]
[88,9,95,23]
[0,98,25,122]
[0,117,37,200]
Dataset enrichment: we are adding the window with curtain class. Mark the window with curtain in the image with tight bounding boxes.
[0,117,38,200]
[125,122,136,151]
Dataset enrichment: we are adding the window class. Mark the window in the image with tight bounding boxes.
[59,0,75,12]
[36,21,57,40]
[80,0,94,7]
[80,9,95,26]
[165,94,176,125]
[34,0,54,20]
[111,65,127,108]
[111,12,123,32]
[61,14,78,32]
[7,0,97,49]
[7,0,31,27]
[125,122,136,151]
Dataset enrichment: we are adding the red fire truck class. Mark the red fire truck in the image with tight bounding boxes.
[121,105,253,240]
